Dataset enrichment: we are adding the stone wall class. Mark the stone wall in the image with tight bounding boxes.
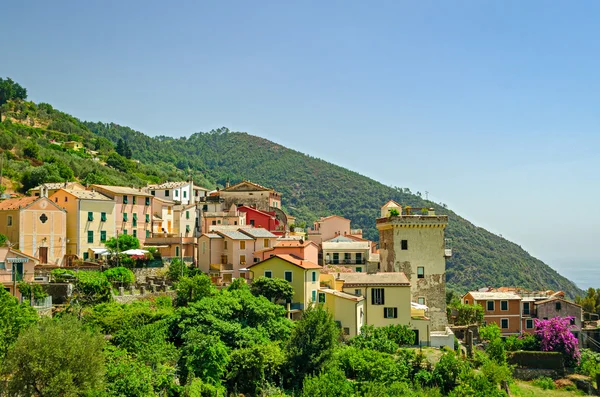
[132,267,167,284]
[113,291,175,304]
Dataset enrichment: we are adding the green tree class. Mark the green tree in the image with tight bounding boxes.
[226,343,285,395]
[301,367,355,397]
[166,258,188,282]
[103,266,136,287]
[104,234,140,252]
[0,288,37,361]
[17,281,48,303]
[178,331,229,386]
[453,303,484,326]
[0,77,27,121]
[251,276,294,303]
[22,142,40,159]
[0,233,7,246]
[104,347,158,397]
[3,316,105,396]
[106,152,131,172]
[479,323,501,342]
[175,274,215,307]
[286,305,340,388]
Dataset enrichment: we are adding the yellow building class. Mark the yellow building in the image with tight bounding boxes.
[49,188,116,260]
[320,288,365,337]
[247,254,321,320]
[320,272,431,346]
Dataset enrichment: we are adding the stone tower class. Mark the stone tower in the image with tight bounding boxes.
[377,204,451,330]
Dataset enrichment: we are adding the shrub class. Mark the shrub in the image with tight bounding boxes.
[104,267,135,286]
[433,352,471,394]
[535,317,580,366]
[533,376,556,390]
[576,349,600,377]
[479,323,501,342]
[50,268,76,282]
[486,337,506,364]
[507,351,564,370]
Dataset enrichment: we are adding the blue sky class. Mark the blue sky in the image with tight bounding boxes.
[2,1,599,288]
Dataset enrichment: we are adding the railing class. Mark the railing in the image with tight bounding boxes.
[326,259,366,265]
[210,263,234,271]
[288,302,304,311]
[33,296,53,309]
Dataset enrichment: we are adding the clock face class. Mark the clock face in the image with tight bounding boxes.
[40,200,48,209]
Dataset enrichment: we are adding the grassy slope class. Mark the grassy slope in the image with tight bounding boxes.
[82,124,583,298]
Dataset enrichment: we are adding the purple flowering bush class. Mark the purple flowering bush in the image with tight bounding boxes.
[534,317,580,366]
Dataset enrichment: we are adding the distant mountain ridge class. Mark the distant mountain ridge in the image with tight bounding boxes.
[0,98,583,297]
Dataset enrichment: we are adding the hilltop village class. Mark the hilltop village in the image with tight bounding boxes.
[0,178,590,350]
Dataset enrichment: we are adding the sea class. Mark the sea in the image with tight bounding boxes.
[552,261,600,291]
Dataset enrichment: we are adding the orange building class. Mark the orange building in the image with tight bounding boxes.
[462,291,522,336]
[0,197,66,265]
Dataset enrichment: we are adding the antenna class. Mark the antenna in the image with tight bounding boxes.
[425,191,429,200]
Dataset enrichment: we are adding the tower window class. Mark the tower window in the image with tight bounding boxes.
[401,240,408,250]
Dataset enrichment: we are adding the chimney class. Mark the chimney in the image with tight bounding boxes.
[189,179,195,205]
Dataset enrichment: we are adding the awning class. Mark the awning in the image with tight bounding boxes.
[121,249,149,255]
[411,302,429,310]
[89,248,110,255]
[7,258,30,263]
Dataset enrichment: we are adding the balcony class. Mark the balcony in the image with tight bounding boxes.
[210,263,234,272]
[325,259,366,265]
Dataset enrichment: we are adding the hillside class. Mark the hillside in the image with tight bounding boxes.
[0,98,583,297]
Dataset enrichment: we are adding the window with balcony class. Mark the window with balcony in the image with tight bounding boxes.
[344,253,351,263]
[87,231,94,243]
[87,212,94,221]
[284,271,292,282]
[372,288,385,305]
[332,253,339,264]
[356,253,362,263]
[384,307,398,318]
[417,266,424,279]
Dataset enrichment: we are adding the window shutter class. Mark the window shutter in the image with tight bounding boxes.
[381,289,385,305]
[384,307,387,317]
[371,289,375,304]
[394,308,398,318]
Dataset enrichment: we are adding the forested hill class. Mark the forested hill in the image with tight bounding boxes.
[0,97,582,297]
[83,123,582,298]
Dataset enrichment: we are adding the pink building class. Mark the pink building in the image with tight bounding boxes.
[90,185,153,245]
[0,247,39,299]
[254,239,319,264]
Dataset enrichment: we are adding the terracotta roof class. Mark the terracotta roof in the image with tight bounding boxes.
[339,272,410,286]
[203,233,223,239]
[382,200,402,207]
[91,185,152,197]
[3,248,40,263]
[275,240,318,248]
[248,254,321,270]
[318,215,350,222]
[0,196,38,210]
